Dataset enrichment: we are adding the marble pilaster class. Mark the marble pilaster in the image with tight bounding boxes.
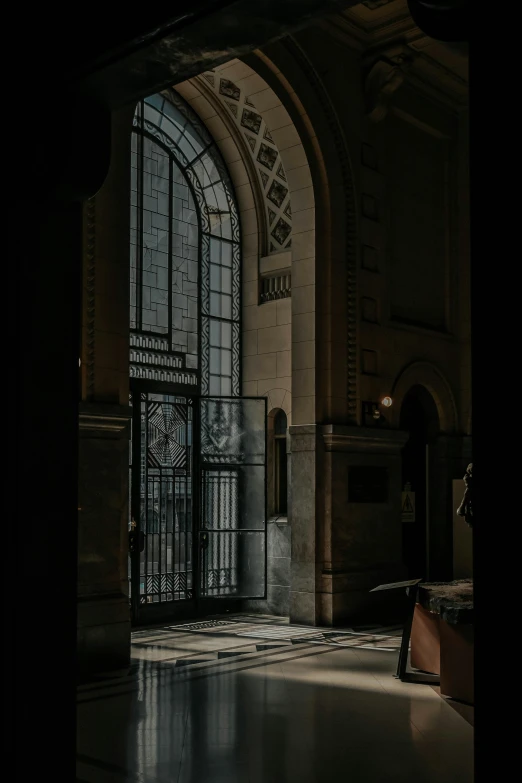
[288,425,321,624]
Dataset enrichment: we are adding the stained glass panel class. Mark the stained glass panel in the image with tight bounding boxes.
[130,89,240,395]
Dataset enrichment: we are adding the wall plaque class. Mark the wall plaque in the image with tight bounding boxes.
[348,466,388,503]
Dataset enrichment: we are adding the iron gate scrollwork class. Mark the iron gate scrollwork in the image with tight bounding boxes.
[199,397,267,600]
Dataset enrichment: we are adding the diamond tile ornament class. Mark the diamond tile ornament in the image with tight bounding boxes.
[219,78,240,100]
[267,180,288,208]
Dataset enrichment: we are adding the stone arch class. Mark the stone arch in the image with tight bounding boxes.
[175,59,316,426]
[197,69,294,254]
[174,76,267,264]
[176,62,316,271]
[391,361,458,433]
[267,389,292,424]
[206,58,314,258]
[176,49,358,427]
[245,42,359,424]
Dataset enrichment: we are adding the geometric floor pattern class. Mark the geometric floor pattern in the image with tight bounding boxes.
[124,615,404,676]
[77,614,473,783]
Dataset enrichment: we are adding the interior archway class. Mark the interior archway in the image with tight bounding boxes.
[391,360,458,433]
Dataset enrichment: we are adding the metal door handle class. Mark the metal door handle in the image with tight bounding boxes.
[129,529,145,554]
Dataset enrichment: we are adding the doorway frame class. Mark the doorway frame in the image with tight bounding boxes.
[129,385,268,626]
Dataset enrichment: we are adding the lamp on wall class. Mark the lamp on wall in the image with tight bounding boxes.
[362,398,392,427]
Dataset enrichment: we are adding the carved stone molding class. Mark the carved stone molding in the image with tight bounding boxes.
[321,7,468,111]
[84,197,96,400]
[322,424,409,452]
[79,403,132,438]
[365,54,412,122]
[283,38,359,423]
[288,424,317,452]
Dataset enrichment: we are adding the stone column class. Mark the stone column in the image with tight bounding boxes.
[320,426,409,625]
[78,106,134,677]
[288,425,321,624]
[289,424,409,626]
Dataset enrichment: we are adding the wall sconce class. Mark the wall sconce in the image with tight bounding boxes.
[363,401,382,425]
[362,399,392,427]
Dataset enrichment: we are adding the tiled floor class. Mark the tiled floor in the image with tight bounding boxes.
[77,615,473,782]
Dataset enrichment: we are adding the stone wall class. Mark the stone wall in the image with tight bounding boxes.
[244,516,291,617]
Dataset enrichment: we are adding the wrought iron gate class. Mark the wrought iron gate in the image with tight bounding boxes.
[199,397,267,601]
[129,392,267,623]
[130,391,195,622]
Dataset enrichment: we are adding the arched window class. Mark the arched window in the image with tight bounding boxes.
[130,89,241,395]
[128,90,267,623]
[274,410,288,515]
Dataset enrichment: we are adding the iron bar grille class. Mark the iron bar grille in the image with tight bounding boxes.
[138,393,194,604]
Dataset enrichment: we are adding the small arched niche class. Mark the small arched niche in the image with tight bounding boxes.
[268,408,288,517]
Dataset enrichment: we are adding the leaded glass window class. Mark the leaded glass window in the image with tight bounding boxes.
[130,90,241,395]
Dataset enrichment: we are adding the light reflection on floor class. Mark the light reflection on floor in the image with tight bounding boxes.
[77,615,473,783]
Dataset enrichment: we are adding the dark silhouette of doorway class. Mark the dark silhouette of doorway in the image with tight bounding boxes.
[400,385,440,579]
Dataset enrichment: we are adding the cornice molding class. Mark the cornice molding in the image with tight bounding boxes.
[322,424,409,452]
[79,404,132,437]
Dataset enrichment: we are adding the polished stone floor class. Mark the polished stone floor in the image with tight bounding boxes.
[77,615,473,783]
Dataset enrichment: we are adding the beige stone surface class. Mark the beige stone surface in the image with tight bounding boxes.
[243,353,277,381]
[277,298,292,325]
[277,350,291,378]
[292,340,315,370]
[242,330,258,357]
[258,324,291,355]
